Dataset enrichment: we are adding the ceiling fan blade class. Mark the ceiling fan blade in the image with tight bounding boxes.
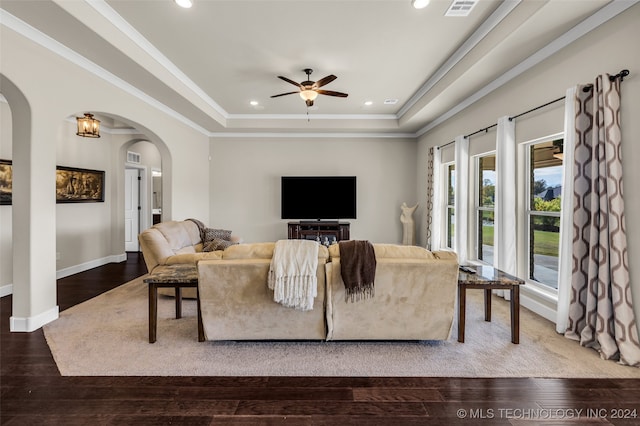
[270,91,300,98]
[277,76,303,88]
[317,90,348,97]
[314,74,337,88]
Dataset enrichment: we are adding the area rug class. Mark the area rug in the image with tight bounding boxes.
[43,276,640,377]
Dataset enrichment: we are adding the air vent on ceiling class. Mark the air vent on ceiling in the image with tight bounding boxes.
[445,0,477,17]
[127,151,141,164]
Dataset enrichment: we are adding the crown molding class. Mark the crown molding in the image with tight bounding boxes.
[209,132,417,139]
[416,0,639,137]
[4,1,635,140]
[1,8,211,136]
[85,0,228,121]
[227,113,398,121]
[397,0,521,118]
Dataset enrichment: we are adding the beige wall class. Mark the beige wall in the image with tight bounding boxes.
[417,5,640,323]
[210,136,419,244]
[55,119,114,272]
[0,25,209,327]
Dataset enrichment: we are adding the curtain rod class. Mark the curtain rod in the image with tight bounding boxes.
[582,69,629,92]
[436,68,630,150]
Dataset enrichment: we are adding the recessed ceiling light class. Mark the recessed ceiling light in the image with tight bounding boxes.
[412,0,430,9]
[250,100,259,106]
[384,99,398,105]
[364,101,373,106]
[174,0,193,9]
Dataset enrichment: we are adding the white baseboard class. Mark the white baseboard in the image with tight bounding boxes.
[0,283,12,298]
[56,253,128,279]
[1,254,128,297]
[10,304,59,332]
[4,254,127,331]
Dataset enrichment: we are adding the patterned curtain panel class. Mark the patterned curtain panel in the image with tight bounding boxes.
[425,147,434,250]
[565,74,640,367]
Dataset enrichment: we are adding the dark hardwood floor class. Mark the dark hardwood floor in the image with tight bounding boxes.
[2,252,639,425]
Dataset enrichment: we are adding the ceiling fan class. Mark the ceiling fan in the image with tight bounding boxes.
[271,68,348,107]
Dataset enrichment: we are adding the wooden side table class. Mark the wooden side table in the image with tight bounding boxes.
[143,264,204,343]
[457,265,524,344]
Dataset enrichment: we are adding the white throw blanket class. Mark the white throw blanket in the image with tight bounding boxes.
[268,239,319,311]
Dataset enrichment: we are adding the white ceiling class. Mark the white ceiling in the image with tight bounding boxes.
[1,0,619,136]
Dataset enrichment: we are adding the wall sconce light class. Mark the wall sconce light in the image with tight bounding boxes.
[76,113,101,138]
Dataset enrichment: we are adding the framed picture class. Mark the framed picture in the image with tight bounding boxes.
[0,159,11,205]
[56,166,105,203]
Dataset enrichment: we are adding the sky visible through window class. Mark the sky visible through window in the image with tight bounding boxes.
[535,168,562,187]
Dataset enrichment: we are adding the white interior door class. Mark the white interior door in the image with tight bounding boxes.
[125,168,140,251]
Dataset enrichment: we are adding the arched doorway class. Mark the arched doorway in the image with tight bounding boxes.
[123,140,163,252]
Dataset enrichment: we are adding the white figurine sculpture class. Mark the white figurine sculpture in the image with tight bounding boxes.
[400,202,418,246]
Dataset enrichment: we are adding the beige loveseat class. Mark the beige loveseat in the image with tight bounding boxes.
[138,220,242,297]
[139,220,243,272]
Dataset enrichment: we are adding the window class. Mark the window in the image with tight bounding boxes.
[476,155,495,264]
[445,163,455,249]
[526,139,563,289]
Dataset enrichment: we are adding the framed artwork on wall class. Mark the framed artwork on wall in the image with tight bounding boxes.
[56,166,105,203]
[0,159,11,205]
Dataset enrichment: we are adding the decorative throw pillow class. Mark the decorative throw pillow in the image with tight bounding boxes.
[204,228,232,242]
[203,238,237,252]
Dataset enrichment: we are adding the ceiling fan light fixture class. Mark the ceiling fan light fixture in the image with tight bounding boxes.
[412,0,430,9]
[272,69,347,107]
[300,89,318,102]
[174,0,193,9]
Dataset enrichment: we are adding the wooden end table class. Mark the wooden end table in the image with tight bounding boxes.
[143,264,204,343]
[458,265,524,344]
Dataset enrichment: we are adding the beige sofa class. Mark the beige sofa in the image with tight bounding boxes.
[139,220,243,272]
[139,221,459,341]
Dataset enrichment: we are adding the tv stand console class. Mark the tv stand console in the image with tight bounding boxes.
[288,221,350,243]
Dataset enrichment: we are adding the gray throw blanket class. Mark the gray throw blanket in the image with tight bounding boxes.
[186,218,207,243]
[338,240,376,302]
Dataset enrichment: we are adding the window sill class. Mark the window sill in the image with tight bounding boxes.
[522,281,558,303]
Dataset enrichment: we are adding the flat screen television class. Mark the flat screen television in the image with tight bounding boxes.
[281,176,356,220]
